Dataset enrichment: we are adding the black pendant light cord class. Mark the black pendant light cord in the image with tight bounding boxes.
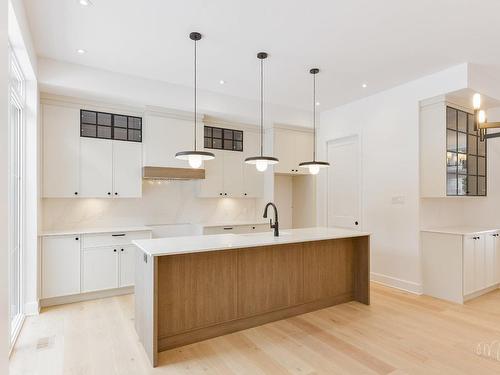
[194,38,198,151]
[260,57,264,157]
[313,72,316,162]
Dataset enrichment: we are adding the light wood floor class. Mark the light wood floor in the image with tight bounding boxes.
[10,283,500,375]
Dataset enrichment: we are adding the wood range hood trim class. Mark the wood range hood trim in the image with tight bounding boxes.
[142,166,205,180]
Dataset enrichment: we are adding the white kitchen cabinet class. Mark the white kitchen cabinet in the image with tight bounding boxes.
[422,229,500,304]
[113,141,142,198]
[42,104,80,197]
[119,245,136,287]
[274,127,313,175]
[82,246,119,292]
[80,137,113,198]
[202,223,271,235]
[41,235,81,298]
[143,111,200,168]
[198,129,263,198]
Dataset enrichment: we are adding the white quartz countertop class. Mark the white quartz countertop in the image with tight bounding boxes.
[200,220,269,228]
[421,226,500,235]
[41,226,152,237]
[133,227,370,257]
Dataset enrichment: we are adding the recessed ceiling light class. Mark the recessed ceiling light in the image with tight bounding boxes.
[315,102,320,106]
[219,80,225,85]
[362,83,367,88]
[78,0,92,6]
[76,49,86,55]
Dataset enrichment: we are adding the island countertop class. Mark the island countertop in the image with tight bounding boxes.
[133,226,370,257]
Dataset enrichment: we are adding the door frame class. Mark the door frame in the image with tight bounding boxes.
[326,134,363,230]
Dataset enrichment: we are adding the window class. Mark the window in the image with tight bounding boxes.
[80,110,142,142]
[204,126,243,151]
[9,48,25,344]
[446,106,486,196]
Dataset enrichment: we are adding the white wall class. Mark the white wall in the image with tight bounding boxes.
[1,0,9,370]
[317,64,468,293]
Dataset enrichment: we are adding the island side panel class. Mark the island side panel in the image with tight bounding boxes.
[353,235,370,305]
[134,250,158,366]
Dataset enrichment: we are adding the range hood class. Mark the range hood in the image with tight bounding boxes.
[142,166,205,180]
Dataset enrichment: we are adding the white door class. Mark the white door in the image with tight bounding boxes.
[82,246,119,292]
[463,235,475,295]
[119,245,136,287]
[198,150,224,197]
[42,104,80,197]
[80,138,113,198]
[223,151,244,197]
[113,141,142,198]
[484,233,496,287]
[327,135,361,229]
[42,236,81,298]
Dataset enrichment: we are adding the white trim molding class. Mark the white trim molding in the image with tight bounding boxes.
[371,272,423,295]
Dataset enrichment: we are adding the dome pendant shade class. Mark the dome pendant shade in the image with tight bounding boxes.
[299,68,329,174]
[175,32,215,168]
[244,52,279,172]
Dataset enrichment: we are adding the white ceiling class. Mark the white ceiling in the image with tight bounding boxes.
[24,0,500,111]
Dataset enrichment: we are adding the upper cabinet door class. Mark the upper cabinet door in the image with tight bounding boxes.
[294,131,314,175]
[80,138,113,198]
[143,114,195,168]
[42,104,80,197]
[198,150,224,197]
[223,151,244,197]
[113,141,142,198]
[463,236,475,295]
[243,131,264,198]
[274,128,296,174]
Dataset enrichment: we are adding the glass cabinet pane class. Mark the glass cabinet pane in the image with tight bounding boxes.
[457,132,467,153]
[467,155,477,175]
[457,154,467,174]
[478,138,486,156]
[447,152,457,173]
[478,156,486,176]
[114,127,127,140]
[468,134,477,155]
[468,113,476,134]
[478,177,486,196]
[467,175,477,196]
[447,107,457,130]
[458,175,467,195]
[447,129,456,151]
[458,111,467,132]
[447,174,457,195]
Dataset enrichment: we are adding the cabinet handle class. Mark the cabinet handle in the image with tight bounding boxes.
[107,192,111,196]
[112,233,126,237]
[223,227,233,230]
[224,193,227,196]
[113,249,117,252]
[219,193,223,196]
[244,193,247,196]
[74,192,78,196]
[120,248,124,252]
[75,237,79,241]
[114,192,118,196]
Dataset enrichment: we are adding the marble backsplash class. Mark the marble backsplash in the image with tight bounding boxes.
[42,180,258,231]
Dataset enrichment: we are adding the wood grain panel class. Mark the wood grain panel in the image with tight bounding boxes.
[237,243,304,317]
[353,236,370,304]
[303,239,354,302]
[157,250,238,337]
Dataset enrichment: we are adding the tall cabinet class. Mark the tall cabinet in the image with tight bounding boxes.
[274,126,314,175]
[42,97,143,198]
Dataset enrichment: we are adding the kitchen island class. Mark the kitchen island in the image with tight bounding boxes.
[133,227,370,366]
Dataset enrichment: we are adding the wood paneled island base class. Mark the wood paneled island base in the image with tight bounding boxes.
[134,230,370,367]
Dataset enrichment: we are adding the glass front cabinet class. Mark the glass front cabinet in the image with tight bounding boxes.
[420,97,487,198]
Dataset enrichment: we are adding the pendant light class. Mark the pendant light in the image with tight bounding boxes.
[175,32,215,168]
[244,52,279,172]
[299,68,329,174]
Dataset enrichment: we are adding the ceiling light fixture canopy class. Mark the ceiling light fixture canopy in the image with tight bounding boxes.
[299,68,329,175]
[175,32,215,168]
[244,52,279,172]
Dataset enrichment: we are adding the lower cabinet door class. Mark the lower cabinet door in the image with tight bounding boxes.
[474,235,486,291]
[496,235,500,284]
[484,234,496,287]
[42,235,81,298]
[82,246,118,292]
[463,236,475,295]
[119,245,136,287]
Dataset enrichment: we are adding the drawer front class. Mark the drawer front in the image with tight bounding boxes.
[83,230,151,248]
[203,226,236,235]
[235,224,270,234]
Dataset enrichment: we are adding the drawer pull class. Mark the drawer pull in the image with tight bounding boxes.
[112,234,126,237]
[223,227,233,230]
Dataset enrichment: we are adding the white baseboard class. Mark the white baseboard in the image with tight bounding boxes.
[40,286,134,308]
[24,300,40,315]
[371,272,423,295]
